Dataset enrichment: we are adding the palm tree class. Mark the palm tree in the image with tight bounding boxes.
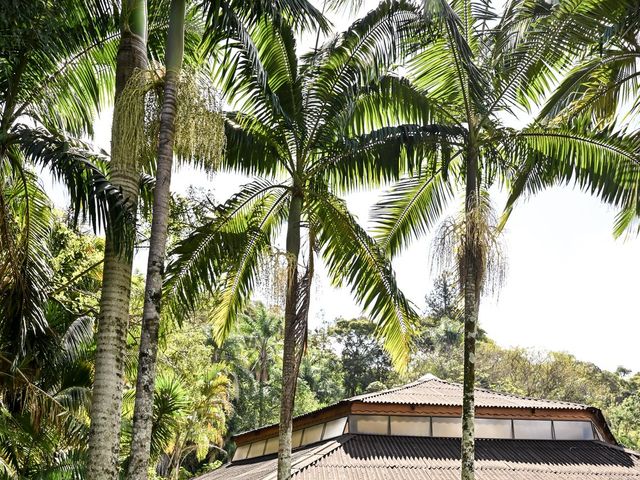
[372,1,640,478]
[87,0,150,476]
[126,3,187,478]
[126,1,325,477]
[165,2,438,477]
[0,0,123,364]
[239,304,282,426]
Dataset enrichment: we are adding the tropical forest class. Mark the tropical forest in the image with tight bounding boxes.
[1,0,639,479]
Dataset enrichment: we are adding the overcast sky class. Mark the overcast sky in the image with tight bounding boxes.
[46,0,640,373]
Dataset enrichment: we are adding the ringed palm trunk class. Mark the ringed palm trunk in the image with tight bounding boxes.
[461,142,480,480]
[88,1,148,478]
[127,1,185,478]
[277,192,303,480]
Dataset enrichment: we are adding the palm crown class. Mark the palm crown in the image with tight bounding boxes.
[373,0,640,257]
[165,0,452,368]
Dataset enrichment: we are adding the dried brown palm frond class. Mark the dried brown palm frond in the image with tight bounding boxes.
[431,192,507,299]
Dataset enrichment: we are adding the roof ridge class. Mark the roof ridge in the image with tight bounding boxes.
[349,375,442,402]
[472,383,589,408]
[430,376,589,409]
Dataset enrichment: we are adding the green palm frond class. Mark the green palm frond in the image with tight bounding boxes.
[502,127,640,223]
[538,51,640,124]
[319,124,464,192]
[164,180,289,338]
[223,111,289,177]
[150,374,189,460]
[14,127,131,236]
[321,75,446,140]
[424,0,490,116]
[372,160,458,257]
[303,0,421,141]
[0,1,119,135]
[208,193,289,345]
[309,188,418,369]
[0,158,53,356]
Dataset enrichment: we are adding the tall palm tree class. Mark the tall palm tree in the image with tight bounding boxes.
[0,0,123,363]
[165,2,441,477]
[126,2,325,478]
[372,1,640,478]
[126,2,187,478]
[86,0,150,476]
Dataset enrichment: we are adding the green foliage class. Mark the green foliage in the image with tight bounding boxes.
[0,215,100,479]
[329,318,394,396]
[122,307,233,478]
[166,0,438,369]
[220,304,344,435]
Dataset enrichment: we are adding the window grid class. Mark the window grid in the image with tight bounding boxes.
[235,416,597,462]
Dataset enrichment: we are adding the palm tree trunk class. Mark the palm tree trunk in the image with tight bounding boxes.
[461,144,479,480]
[87,1,147,478]
[127,1,185,479]
[277,193,302,480]
[258,377,265,427]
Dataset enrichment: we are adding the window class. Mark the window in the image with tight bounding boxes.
[323,417,348,439]
[351,415,389,435]
[247,440,265,458]
[513,420,552,440]
[476,418,512,439]
[302,423,324,446]
[264,437,279,455]
[292,429,303,448]
[390,415,430,437]
[553,421,594,440]
[432,417,462,437]
[233,444,250,461]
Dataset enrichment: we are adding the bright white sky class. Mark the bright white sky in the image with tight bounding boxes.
[46,0,640,373]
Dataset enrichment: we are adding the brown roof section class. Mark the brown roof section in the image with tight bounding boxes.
[233,375,615,446]
[351,374,589,410]
[200,435,640,480]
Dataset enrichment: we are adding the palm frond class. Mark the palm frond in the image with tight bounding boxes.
[164,180,289,338]
[303,0,421,142]
[309,187,418,369]
[372,160,457,257]
[318,124,463,192]
[502,127,640,226]
[0,157,53,356]
[15,127,131,236]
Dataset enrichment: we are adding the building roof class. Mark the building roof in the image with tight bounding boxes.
[201,435,640,480]
[234,374,602,445]
[351,374,589,410]
[208,374,626,479]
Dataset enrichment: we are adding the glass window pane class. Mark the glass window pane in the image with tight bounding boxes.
[352,415,389,435]
[292,429,303,448]
[390,416,431,437]
[432,417,462,437]
[323,417,347,439]
[233,444,250,461]
[513,420,552,440]
[554,421,594,440]
[247,440,265,458]
[264,437,278,455]
[476,418,512,439]
[302,424,324,446]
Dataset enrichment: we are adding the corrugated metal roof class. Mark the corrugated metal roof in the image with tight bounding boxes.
[350,374,588,410]
[200,435,640,480]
